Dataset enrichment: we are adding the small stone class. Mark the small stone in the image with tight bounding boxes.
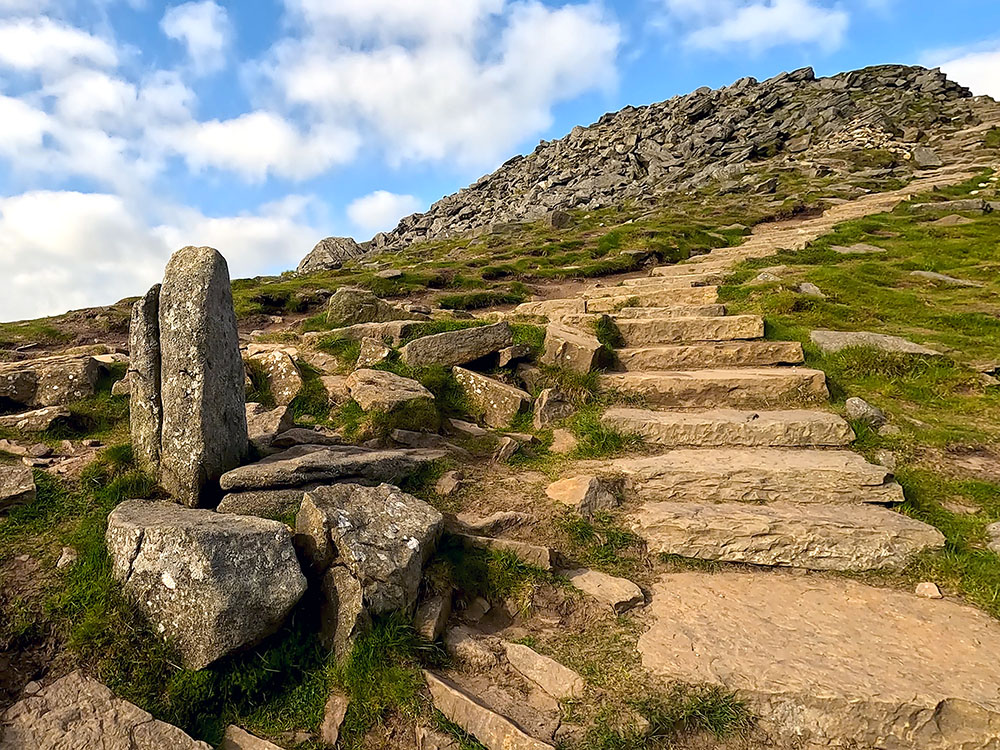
[910,270,983,287]
[26,443,52,459]
[245,403,295,453]
[414,594,451,641]
[911,146,943,169]
[503,642,585,700]
[443,626,497,670]
[545,476,619,518]
[498,344,532,367]
[797,282,826,298]
[916,582,943,599]
[56,547,78,569]
[550,429,578,455]
[23,681,41,696]
[562,568,644,613]
[1,464,36,511]
[830,243,886,255]
[454,367,531,429]
[533,388,574,430]
[932,214,975,226]
[376,268,403,279]
[448,418,488,437]
[986,522,1000,554]
[541,323,602,375]
[455,511,535,537]
[356,337,394,368]
[320,692,350,746]
[81,439,102,448]
[879,424,902,437]
[435,470,464,496]
[493,436,520,463]
[416,726,461,750]
[875,450,897,472]
[845,397,888,428]
[220,726,283,750]
[464,596,491,623]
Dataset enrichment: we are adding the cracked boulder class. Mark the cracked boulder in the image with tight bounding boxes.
[0,354,102,408]
[105,500,307,670]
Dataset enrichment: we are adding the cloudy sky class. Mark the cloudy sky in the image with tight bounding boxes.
[0,0,997,322]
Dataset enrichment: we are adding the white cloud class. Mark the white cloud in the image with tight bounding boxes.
[161,0,232,74]
[0,190,323,321]
[347,190,421,235]
[265,0,621,167]
[934,45,1000,100]
[661,0,849,53]
[165,111,361,181]
[0,17,117,73]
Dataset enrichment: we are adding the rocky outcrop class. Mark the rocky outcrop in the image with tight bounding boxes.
[345,368,434,412]
[106,500,307,670]
[0,671,211,749]
[400,323,513,368]
[0,354,101,408]
[0,464,36,511]
[810,329,940,356]
[297,237,367,274]
[453,367,531,428]
[325,287,421,326]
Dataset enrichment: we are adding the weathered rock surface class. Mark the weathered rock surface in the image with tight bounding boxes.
[129,285,162,471]
[297,484,443,615]
[158,247,247,506]
[810,329,940,356]
[910,269,984,287]
[443,627,498,670]
[356,336,393,368]
[320,692,350,747]
[416,726,462,750]
[0,354,101,408]
[845,396,888,427]
[346,368,434,412]
[910,198,990,215]
[454,367,531,428]
[602,368,829,408]
[302,320,422,346]
[540,323,602,374]
[272,427,342,449]
[514,298,587,318]
[414,594,452,641]
[318,564,367,658]
[248,350,303,406]
[219,444,445,491]
[585,286,720,313]
[326,287,420,326]
[609,448,903,504]
[105,500,306,669]
[400,323,513,368]
[562,568,644,613]
[545,476,619,517]
[220,726,283,750]
[614,303,728,318]
[632,500,943,570]
[615,340,803,370]
[503,643,585,700]
[602,407,854,448]
[297,236,366,273]
[245,403,295,452]
[638,572,1000,749]
[217,488,308,519]
[0,464,36,511]
[612,315,763,346]
[424,671,555,750]
[0,406,71,432]
[533,388,575,429]
[830,243,886,255]
[455,533,554,570]
[0,671,211,750]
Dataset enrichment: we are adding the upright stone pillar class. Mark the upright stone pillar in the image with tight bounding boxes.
[158,246,248,507]
[129,284,162,472]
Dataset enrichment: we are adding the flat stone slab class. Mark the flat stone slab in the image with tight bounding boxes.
[611,304,727,319]
[0,406,71,433]
[632,501,943,570]
[611,315,763,346]
[0,671,211,749]
[810,330,940,356]
[830,243,886,254]
[616,341,803,370]
[910,270,984,287]
[562,567,644,613]
[1,463,36,511]
[514,298,587,318]
[601,368,829,409]
[503,642,585,700]
[345,368,434,412]
[586,286,718,312]
[609,448,902,504]
[400,322,512,368]
[219,445,446,491]
[602,407,855,448]
[618,271,725,287]
[638,572,1000,748]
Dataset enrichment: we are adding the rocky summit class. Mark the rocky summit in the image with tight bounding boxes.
[3,60,1000,750]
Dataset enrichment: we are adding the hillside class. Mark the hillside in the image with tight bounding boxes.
[2,65,1000,750]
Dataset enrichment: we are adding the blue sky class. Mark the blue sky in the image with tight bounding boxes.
[0,0,998,321]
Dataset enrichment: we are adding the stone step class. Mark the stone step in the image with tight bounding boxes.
[586,286,719,312]
[638,571,1000,749]
[651,261,734,278]
[612,315,764,346]
[601,368,829,408]
[602,407,855,448]
[615,341,803,370]
[617,272,725,288]
[632,501,943,570]
[611,304,727,318]
[583,278,711,298]
[609,448,903,504]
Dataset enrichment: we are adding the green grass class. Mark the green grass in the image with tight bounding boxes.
[558,512,643,576]
[568,407,644,458]
[429,540,554,612]
[436,289,528,310]
[289,361,331,424]
[244,358,276,408]
[985,127,1000,150]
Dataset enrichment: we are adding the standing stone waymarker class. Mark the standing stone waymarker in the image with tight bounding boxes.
[129,246,248,507]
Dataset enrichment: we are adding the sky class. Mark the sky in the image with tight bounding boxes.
[0,0,998,322]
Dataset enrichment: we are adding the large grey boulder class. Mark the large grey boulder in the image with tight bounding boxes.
[159,247,248,506]
[106,500,307,670]
[453,367,531,428]
[297,484,443,615]
[399,322,513,368]
[0,464,36,511]
[810,329,940,356]
[298,237,367,274]
[326,288,420,327]
[345,368,434,412]
[0,671,211,750]
[0,354,101,408]
[129,284,162,472]
[219,444,446,492]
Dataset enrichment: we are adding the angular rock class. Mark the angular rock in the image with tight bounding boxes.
[435,470,464,495]
[443,627,498,670]
[602,368,829,409]
[585,286,719,313]
[158,247,248,506]
[245,403,295,452]
[272,427,342,449]
[498,344,531,367]
[602,407,854,448]
[545,476,619,517]
[345,368,434,412]
[811,329,939,356]
[503,643,585,700]
[219,444,445,492]
[414,594,452,641]
[562,568,643,613]
[356,336,393,368]
[455,511,535,537]
[910,270,983,287]
[638,572,1000,749]
[0,355,101,408]
[400,322,513,368]
[910,199,990,215]
[217,488,307,519]
[911,146,943,169]
[845,396,888,427]
[455,533,553,570]
[0,407,72,433]
[318,563,367,658]
[540,323,601,374]
[492,436,519,463]
[0,671,211,750]
[326,287,419,326]
[297,236,366,274]
[932,214,975,226]
[610,448,903,505]
[297,484,443,614]
[424,672,555,750]
[830,243,886,255]
[111,377,131,397]
[611,315,763,346]
[320,692,350,747]
[453,367,531,429]
[416,726,462,750]
[633,500,944,570]
[797,281,826,297]
[129,285,162,471]
[248,350,303,406]
[220,726,283,750]
[916,581,943,599]
[533,388,574,429]
[0,464,36,512]
[549,428,578,455]
[987,522,1000,554]
[615,341,803,370]
[106,500,306,670]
